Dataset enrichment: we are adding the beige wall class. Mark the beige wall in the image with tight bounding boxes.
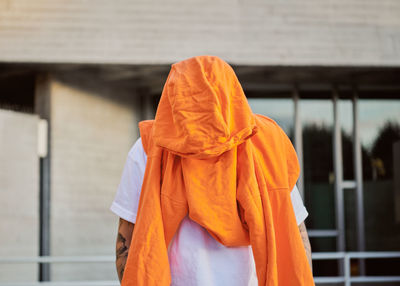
[0,109,39,282]
[0,0,399,66]
[36,75,141,280]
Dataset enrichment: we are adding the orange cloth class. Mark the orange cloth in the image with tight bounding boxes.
[121,56,314,286]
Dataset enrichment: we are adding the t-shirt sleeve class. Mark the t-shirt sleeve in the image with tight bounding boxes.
[290,185,309,225]
[110,137,147,224]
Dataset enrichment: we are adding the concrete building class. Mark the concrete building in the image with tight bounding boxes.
[0,0,399,284]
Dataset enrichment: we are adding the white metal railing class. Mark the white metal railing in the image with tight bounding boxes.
[0,256,118,286]
[0,252,399,285]
[308,229,339,238]
[0,256,114,264]
[0,282,118,286]
[312,251,400,286]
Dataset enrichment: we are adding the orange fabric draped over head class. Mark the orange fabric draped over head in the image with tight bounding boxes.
[121,55,314,286]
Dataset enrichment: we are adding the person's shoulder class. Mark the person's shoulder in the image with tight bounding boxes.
[138,120,155,155]
[253,114,285,136]
[128,137,146,160]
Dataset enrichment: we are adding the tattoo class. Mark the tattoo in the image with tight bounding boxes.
[299,222,313,272]
[116,234,128,257]
[116,232,129,281]
[115,219,134,282]
[118,232,126,243]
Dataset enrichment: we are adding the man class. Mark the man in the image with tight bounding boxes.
[111,55,314,285]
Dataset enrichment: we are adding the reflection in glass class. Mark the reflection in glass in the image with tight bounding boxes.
[358,100,400,275]
[359,100,400,249]
[339,100,354,181]
[247,98,294,138]
[300,100,336,275]
[300,100,334,229]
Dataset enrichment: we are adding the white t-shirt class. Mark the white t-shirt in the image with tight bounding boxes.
[111,138,308,286]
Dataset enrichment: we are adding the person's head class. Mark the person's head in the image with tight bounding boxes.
[153,55,257,158]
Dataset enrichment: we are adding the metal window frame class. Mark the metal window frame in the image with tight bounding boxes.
[293,86,305,199]
[332,87,346,256]
[294,85,367,276]
[352,88,366,275]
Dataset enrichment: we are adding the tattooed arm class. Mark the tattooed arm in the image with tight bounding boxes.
[116,218,135,282]
[299,221,313,272]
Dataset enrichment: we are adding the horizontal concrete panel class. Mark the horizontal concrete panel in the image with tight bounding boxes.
[0,0,399,66]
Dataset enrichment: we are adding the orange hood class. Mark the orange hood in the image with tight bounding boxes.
[153,55,257,158]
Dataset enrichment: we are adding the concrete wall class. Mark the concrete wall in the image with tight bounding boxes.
[35,74,141,280]
[0,0,399,66]
[0,109,39,282]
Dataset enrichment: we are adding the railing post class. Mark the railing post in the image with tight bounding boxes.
[344,254,351,286]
